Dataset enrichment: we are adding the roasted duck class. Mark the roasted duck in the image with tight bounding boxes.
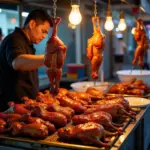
[86,87,104,100]
[72,111,122,133]
[58,122,117,147]
[108,79,149,96]
[86,16,106,79]
[47,104,75,122]
[84,103,135,120]
[10,122,49,139]
[132,19,149,68]
[56,95,86,113]
[67,91,92,104]
[31,106,67,127]
[44,17,67,94]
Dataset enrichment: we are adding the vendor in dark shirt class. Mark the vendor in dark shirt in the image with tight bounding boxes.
[0,9,53,111]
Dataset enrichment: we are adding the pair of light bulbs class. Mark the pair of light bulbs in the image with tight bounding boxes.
[104,11,127,31]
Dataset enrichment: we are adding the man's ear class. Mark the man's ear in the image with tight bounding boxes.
[29,20,36,29]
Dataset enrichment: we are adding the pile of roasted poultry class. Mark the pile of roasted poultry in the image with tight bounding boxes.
[0,87,137,148]
[3,16,147,148]
[108,78,150,96]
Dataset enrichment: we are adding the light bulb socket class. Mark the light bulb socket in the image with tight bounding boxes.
[106,7,112,17]
[120,10,125,19]
[71,0,80,5]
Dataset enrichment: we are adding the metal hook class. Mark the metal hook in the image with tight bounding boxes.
[53,0,57,19]
[94,0,97,17]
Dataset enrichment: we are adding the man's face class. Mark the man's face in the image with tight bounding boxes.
[29,20,50,44]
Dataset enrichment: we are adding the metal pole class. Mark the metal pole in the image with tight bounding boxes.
[75,25,82,64]
[17,2,23,28]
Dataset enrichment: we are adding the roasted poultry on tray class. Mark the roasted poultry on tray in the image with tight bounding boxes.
[132,19,149,68]
[58,122,118,147]
[0,87,138,148]
[44,17,67,94]
[86,16,106,79]
[107,78,150,96]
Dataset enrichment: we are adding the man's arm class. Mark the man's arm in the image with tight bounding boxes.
[12,54,44,71]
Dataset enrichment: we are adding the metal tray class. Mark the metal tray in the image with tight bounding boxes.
[0,116,136,150]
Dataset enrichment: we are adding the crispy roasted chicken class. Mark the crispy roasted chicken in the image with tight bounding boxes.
[86,16,105,79]
[44,17,67,94]
[132,19,149,68]
[58,122,117,147]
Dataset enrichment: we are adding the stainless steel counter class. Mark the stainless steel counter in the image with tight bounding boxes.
[111,106,150,150]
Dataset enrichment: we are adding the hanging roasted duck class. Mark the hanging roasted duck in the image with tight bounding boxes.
[132,19,149,68]
[44,17,67,94]
[86,16,106,79]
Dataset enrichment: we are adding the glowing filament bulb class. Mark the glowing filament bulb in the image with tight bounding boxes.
[131,27,136,34]
[69,5,82,25]
[104,16,114,31]
[118,11,126,31]
[118,18,127,31]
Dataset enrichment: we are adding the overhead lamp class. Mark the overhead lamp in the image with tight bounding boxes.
[131,27,136,34]
[118,10,127,31]
[22,12,29,17]
[104,0,114,31]
[69,0,82,25]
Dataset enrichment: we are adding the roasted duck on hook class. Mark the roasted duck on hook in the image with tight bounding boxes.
[132,19,149,68]
[86,16,106,79]
[44,17,67,94]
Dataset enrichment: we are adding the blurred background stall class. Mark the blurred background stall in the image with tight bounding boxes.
[0,0,149,90]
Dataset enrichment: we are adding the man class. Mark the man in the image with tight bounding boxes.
[0,9,53,111]
[114,35,127,74]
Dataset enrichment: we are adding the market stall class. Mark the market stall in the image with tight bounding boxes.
[0,0,150,150]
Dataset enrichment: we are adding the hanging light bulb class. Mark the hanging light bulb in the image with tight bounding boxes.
[69,0,82,26]
[104,1,114,31]
[118,19,126,31]
[118,10,127,31]
[131,27,136,34]
[105,17,114,31]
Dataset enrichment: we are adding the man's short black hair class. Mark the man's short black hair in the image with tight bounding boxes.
[24,9,53,27]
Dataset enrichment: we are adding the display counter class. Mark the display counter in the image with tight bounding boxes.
[0,106,150,150]
[111,106,150,150]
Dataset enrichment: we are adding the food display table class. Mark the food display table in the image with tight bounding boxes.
[0,106,150,150]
